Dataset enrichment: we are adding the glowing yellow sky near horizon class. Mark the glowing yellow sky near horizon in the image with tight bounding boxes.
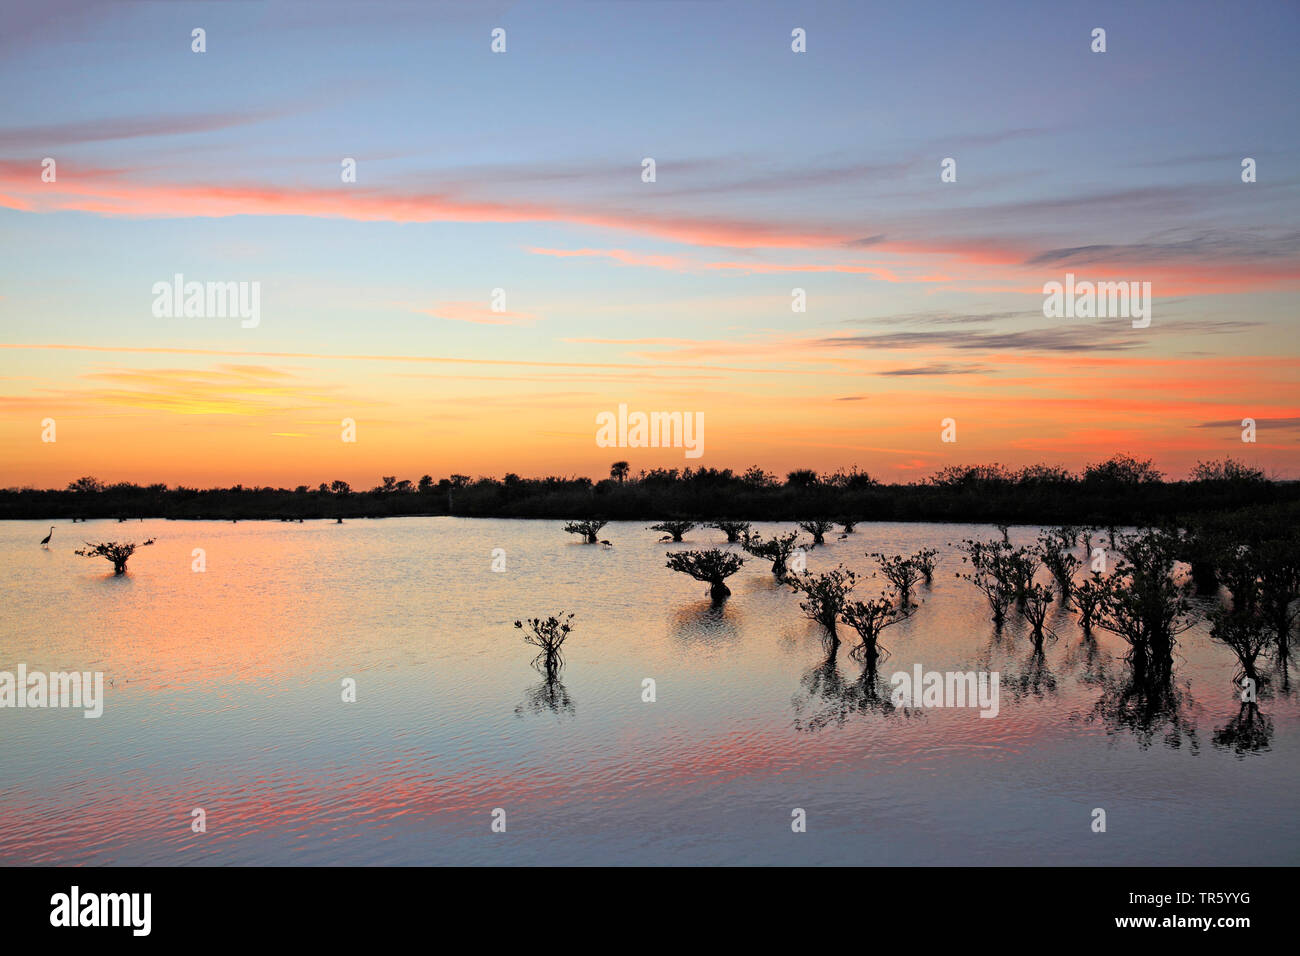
[1,341,1294,489]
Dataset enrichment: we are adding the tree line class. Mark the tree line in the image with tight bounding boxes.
[0,456,1290,523]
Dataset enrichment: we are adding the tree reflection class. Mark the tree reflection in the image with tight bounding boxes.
[1212,702,1272,755]
[515,673,575,718]
[1084,672,1199,752]
[792,649,902,732]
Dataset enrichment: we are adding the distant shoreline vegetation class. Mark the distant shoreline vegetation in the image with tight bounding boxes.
[0,457,1292,524]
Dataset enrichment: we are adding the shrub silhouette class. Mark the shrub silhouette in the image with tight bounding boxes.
[708,520,751,543]
[958,538,1017,625]
[563,519,607,543]
[1208,604,1270,688]
[871,552,922,604]
[1039,528,1081,603]
[650,520,695,542]
[1092,529,1195,685]
[913,547,938,584]
[788,566,858,645]
[1073,571,1105,633]
[1021,582,1056,652]
[841,590,913,672]
[666,548,745,601]
[75,538,155,575]
[797,519,835,547]
[515,613,574,677]
[741,530,802,578]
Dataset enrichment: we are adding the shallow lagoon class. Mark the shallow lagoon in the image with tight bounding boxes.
[1,518,1296,865]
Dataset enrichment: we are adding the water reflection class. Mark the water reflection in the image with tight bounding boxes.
[3,517,1298,865]
[670,600,741,645]
[1212,703,1272,755]
[515,675,575,719]
[1002,650,1059,701]
[1084,673,1199,752]
[793,651,902,732]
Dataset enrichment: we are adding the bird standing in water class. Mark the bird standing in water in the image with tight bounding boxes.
[40,526,54,548]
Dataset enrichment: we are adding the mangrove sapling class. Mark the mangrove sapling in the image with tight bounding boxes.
[1092,529,1196,685]
[1021,582,1056,653]
[1214,542,1260,613]
[913,548,938,585]
[839,519,858,534]
[1073,572,1105,634]
[1208,603,1271,689]
[741,530,803,578]
[1007,546,1040,607]
[708,520,751,544]
[871,553,922,604]
[1039,529,1081,604]
[75,538,155,575]
[563,519,607,543]
[1255,539,1300,669]
[1181,524,1224,595]
[650,520,695,543]
[958,538,1017,626]
[788,566,859,647]
[666,548,745,601]
[515,613,575,677]
[798,519,835,547]
[841,590,914,673]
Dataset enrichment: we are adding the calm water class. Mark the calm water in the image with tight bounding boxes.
[1,518,1297,865]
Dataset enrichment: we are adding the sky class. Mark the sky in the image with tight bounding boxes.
[1,0,1297,489]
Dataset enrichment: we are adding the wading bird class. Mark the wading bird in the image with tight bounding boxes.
[40,526,54,548]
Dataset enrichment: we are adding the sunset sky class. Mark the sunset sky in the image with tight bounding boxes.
[1,0,1297,489]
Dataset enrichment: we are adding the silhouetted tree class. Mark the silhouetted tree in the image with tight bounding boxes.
[650,520,695,542]
[1021,582,1055,652]
[666,548,745,601]
[913,548,938,584]
[788,566,858,646]
[563,519,607,543]
[786,469,819,488]
[514,613,574,678]
[708,520,751,543]
[1092,529,1195,685]
[1073,571,1104,634]
[67,476,104,493]
[75,538,155,575]
[1039,528,1081,603]
[1084,454,1163,485]
[798,519,834,547]
[610,461,630,483]
[741,530,802,578]
[1209,603,1270,688]
[841,590,913,672]
[958,537,1017,625]
[871,552,922,604]
[1192,458,1266,483]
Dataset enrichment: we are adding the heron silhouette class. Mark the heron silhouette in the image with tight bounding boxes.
[39,526,54,548]
[600,539,614,548]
